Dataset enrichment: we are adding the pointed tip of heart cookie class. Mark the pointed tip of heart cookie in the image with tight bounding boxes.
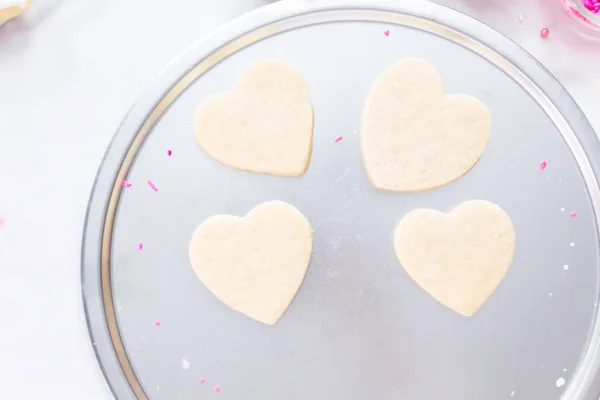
[454,306,478,318]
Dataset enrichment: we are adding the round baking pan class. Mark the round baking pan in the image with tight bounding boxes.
[82,0,600,398]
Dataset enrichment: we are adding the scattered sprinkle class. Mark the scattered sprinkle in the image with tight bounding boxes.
[570,242,576,247]
[564,264,569,271]
[147,180,158,192]
[0,217,4,226]
[182,359,190,370]
[213,386,221,393]
[334,136,343,143]
[384,29,390,37]
[540,160,547,170]
[541,28,550,38]
[561,208,565,212]
[153,320,161,327]
[556,377,566,388]
[570,211,577,217]
[121,180,132,188]
[138,242,144,251]
[511,390,515,397]
[563,368,567,372]
[549,292,553,297]
[156,386,160,392]
[518,13,524,22]
[167,150,172,156]
[200,378,206,384]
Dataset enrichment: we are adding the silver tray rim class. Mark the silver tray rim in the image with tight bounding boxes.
[81,1,600,399]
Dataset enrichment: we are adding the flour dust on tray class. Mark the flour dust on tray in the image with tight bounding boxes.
[194,60,314,176]
[394,200,516,316]
[361,58,491,192]
[188,201,313,325]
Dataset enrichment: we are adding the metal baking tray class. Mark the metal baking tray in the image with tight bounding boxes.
[81,0,600,399]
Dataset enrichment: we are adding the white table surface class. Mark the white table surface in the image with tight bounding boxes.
[0,0,598,399]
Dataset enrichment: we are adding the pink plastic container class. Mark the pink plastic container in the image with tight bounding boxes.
[560,0,600,37]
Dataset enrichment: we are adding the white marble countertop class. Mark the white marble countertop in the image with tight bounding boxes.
[0,0,597,399]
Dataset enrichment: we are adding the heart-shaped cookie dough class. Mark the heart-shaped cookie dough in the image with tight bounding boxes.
[194,60,314,176]
[394,200,515,316]
[188,201,313,325]
[361,58,492,192]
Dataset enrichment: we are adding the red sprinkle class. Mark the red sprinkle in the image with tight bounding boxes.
[153,320,161,327]
[213,386,221,393]
[384,29,390,37]
[540,160,547,170]
[541,28,550,38]
[334,136,343,143]
[121,180,132,188]
[167,150,172,156]
[200,378,206,384]
[147,180,158,192]
[138,242,144,251]
[570,211,577,217]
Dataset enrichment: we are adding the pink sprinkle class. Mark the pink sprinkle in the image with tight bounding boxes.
[213,386,221,393]
[153,320,161,327]
[167,150,172,156]
[200,378,206,384]
[384,29,390,37]
[121,180,132,188]
[540,160,547,170]
[0,217,4,226]
[334,136,343,143]
[570,211,577,217]
[540,28,550,38]
[147,180,158,192]
[182,359,190,370]
[138,242,144,250]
